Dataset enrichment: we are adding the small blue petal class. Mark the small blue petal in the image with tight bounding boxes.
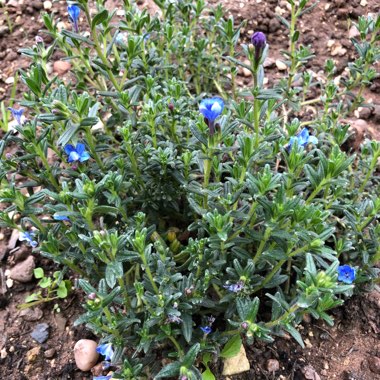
[200,326,212,334]
[79,151,91,162]
[8,107,24,125]
[64,144,75,155]
[96,343,114,361]
[93,377,112,380]
[53,214,70,222]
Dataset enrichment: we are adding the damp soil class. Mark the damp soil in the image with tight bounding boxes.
[0,0,380,379]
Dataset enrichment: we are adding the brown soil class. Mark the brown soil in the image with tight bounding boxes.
[0,0,380,379]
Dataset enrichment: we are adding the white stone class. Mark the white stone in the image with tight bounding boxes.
[5,77,14,84]
[275,59,287,71]
[327,39,335,48]
[360,0,367,6]
[43,1,52,10]
[74,339,99,371]
[6,278,13,288]
[222,345,250,376]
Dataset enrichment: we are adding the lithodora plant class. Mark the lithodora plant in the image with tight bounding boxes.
[1,0,380,378]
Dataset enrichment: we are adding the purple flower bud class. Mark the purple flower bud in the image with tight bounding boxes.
[5,153,12,160]
[251,31,266,62]
[88,292,97,300]
[35,36,44,44]
[241,322,249,330]
[168,102,174,112]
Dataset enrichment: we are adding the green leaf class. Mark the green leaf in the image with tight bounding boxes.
[34,267,44,279]
[202,367,216,380]
[57,121,80,146]
[105,261,123,288]
[57,281,68,298]
[181,313,193,343]
[220,335,242,358]
[91,10,109,29]
[25,293,40,303]
[39,277,52,288]
[284,324,304,348]
[182,343,200,368]
[154,362,181,379]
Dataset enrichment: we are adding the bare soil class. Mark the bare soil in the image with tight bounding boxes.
[0,0,379,379]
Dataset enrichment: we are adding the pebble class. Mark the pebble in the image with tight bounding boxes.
[54,314,67,332]
[263,57,275,68]
[0,26,9,37]
[53,61,72,75]
[5,77,15,84]
[26,346,41,363]
[6,278,13,288]
[357,106,372,120]
[242,67,251,77]
[222,345,250,376]
[331,45,347,57]
[9,256,35,283]
[267,358,280,372]
[302,365,321,380]
[43,0,52,10]
[20,307,43,322]
[368,356,380,374]
[74,339,99,372]
[44,348,56,359]
[275,60,287,71]
[360,0,367,6]
[0,348,7,359]
[8,229,19,250]
[372,105,380,123]
[349,25,360,39]
[30,323,50,344]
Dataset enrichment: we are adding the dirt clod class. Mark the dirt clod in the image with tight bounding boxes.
[266,358,280,372]
[26,346,41,363]
[368,356,380,375]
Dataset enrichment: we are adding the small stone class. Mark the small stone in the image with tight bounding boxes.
[242,67,251,78]
[358,106,372,120]
[30,323,49,344]
[267,359,280,372]
[222,345,250,376]
[6,278,13,288]
[0,348,7,359]
[74,339,99,372]
[0,233,4,240]
[327,39,335,48]
[116,9,125,16]
[302,365,321,380]
[275,60,287,71]
[360,0,367,6]
[20,307,43,322]
[0,26,9,37]
[31,0,43,10]
[5,77,15,85]
[331,45,347,57]
[8,229,20,249]
[368,357,380,374]
[9,256,35,283]
[53,61,72,75]
[304,338,313,348]
[44,348,56,359]
[43,0,52,10]
[26,346,41,363]
[263,57,275,68]
[349,25,360,39]
[372,105,380,123]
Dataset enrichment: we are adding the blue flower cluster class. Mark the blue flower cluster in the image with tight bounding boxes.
[288,128,318,151]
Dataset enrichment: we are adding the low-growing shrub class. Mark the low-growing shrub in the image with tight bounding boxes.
[1,0,379,378]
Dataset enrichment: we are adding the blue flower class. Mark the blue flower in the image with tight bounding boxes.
[337,265,356,284]
[93,377,112,380]
[96,343,114,361]
[64,143,90,163]
[200,326,212,335]
[199,97,224,135]
[19,231,38,248]
[288,128,318,151]
[199,98,224,123]
[8,107,24,126]
[223,281,244,293]
[53,214,70,222]
[68,5,80,33]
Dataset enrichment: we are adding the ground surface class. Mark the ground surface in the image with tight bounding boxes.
[0,0,380,379]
